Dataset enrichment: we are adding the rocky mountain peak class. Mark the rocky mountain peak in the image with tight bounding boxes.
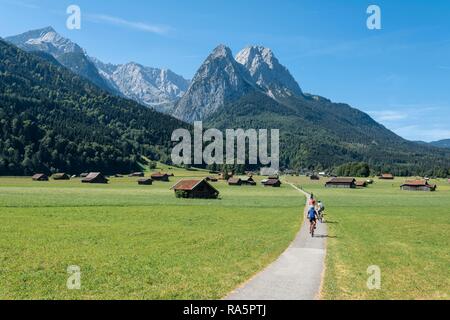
[236,45,302,98]
[7,26,84,56]
[172,45,258,123]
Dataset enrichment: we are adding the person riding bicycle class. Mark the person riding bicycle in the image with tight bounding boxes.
[308,196,316,208]
[307,206,318,236]
[316,200,325,222]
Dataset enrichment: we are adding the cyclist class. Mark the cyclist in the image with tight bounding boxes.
[317,200,325,222]
[307,206,318,237]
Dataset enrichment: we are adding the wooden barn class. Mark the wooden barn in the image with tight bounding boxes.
[53,173,70,180]
[129,172,144,177]
[205,176,218,182]
[379,173,394,180]
[400,180,436,192]
[262,179,282,188]
[228,178,242,186]
[325,178,356,189]
[151,172,170,181]
[239,176,256,186]
[32,174,48,181]
[171,179,219,199]
[81,172,109,184]
[137,178,153,185]
[356,180,368,188]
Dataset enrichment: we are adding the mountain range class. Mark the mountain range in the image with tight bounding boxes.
[5,27,190,112]
[2,27,450,176]
[0,38,187,175]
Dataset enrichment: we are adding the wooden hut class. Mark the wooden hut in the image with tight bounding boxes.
[81,172,109,184]
[151,172,170,182]
[239,176,256,186]
[53,173,70,180]
[356,180,368,188]
[379,173,394,180]
[171,179,219,199]
[325,178,356,189]
[32,174,48,181]
[129,172,144,177]
[137,178,153,185]
[205,176,218,182]
[228,178,242,186]
[310,174,320,180]
[262,179,282,188]
[400,180,436,192]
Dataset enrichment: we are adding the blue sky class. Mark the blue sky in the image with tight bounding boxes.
[1,0,450,142]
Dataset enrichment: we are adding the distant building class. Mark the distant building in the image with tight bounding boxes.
[310,174,320,180]
[228,178,242,186]
[355,181,368,188]
[205,176,218,182]
[81,172,109,184]
[379,173,394,180]
[32,174,48,181]
[53,173,70,180]
[239,176,256,186]
[262,179,282,187]
[172,179,219,199]
[137,178,153,185]
[129,172,145,177]
[151,172,170,182]
[400,180,436,192]
[325,178,356,189]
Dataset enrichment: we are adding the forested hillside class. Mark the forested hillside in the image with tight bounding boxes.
[206,91,450,177]
[0,40,188,175]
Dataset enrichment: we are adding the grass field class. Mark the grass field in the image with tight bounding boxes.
[285,176,450,300]
[0,166,304,299]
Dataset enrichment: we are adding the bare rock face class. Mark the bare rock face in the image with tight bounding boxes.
[93,60,190,113]
[236,45,303,99]
[172,45,258,123]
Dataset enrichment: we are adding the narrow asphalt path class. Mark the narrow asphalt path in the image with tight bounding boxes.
[226,184,327,300]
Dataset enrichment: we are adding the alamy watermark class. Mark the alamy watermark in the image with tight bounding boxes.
[367,5,382,30]
[171,122,279,175]
[66,5,81,30]
[367,265,381,290]
[67,265,81,290]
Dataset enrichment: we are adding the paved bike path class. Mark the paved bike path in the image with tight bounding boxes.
[225,184,327,300]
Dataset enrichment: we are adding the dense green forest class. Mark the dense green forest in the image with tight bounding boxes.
[0,40,188,175]
[206,91,450,177]
[1,39,449,177]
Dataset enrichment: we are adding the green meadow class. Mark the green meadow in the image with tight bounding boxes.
[285,176,450,300]
[0,168,303,299]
